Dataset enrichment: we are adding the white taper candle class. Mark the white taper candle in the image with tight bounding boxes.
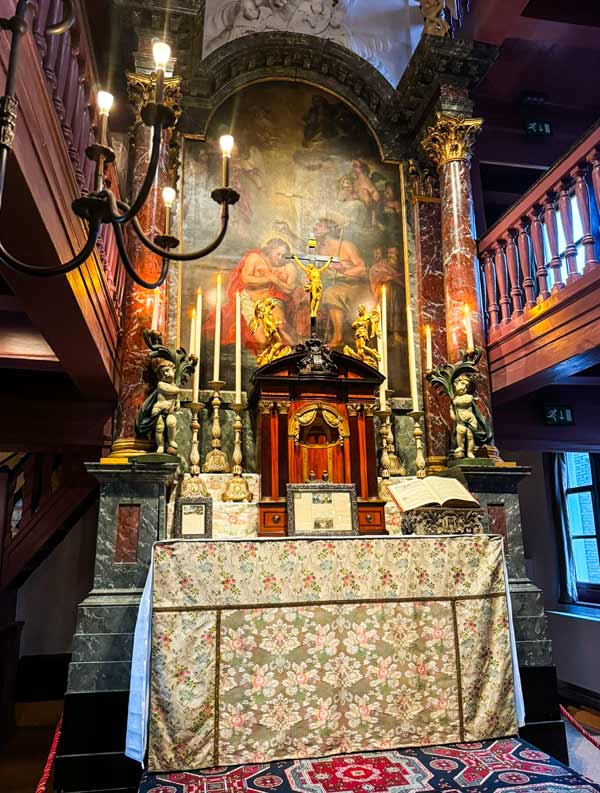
[407,306,419,412]
[213,274,222,382]
[425,324,432,372]
[151,288,160,330]
[192,290,202,403]
[235,291,242,403]
[464,303,474,351]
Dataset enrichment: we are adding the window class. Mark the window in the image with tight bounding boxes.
[561,452,600,604]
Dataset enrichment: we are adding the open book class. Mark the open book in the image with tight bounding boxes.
[387,476,479,511]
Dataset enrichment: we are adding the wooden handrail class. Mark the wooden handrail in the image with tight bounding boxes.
[478,120,600,336]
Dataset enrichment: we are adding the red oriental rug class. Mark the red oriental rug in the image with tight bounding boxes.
[138,737,600,793]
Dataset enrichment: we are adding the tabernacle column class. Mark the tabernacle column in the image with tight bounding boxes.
[109,72,181,459]
[421,112,497,455]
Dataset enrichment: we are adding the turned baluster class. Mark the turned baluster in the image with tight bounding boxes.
[557,177,579,284]
[33,0,51,60]
[43,0,62,90]
[493,240,511,324]
[516,217,536,309]
[53,31,73,125]
[529,205,550,301]
[588,146,600,236]
[505,229,523,317]
[481,249,499,332]
[71,80,87,189]
[573,163,599,274]
[543,192,564,291]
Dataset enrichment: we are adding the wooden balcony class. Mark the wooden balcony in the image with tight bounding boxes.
[0,0,124,404]
[478,121,600,404]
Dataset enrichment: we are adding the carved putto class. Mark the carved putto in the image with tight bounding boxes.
[343,304,381,368]
[249,297,292,366]
[135,330,197,456]
[426,348,494,460]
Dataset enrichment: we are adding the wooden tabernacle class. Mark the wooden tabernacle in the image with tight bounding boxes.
[248,345,386,536]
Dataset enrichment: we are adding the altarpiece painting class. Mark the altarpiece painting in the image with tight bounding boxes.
[178,81,410,396]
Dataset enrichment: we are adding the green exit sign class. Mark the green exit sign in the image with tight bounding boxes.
[543,404,574,426]
[525,120,553,137]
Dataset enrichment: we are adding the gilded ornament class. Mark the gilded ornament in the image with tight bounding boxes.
[420,0,450,36]
[421,113,483,167]
[343,304,381,368]
[249,297,292,366]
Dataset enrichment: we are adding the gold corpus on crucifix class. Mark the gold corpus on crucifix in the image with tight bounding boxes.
[343,304,381,368]
[249,297,291,367]
[290,233,339,337]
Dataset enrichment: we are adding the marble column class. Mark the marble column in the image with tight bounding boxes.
[109,73,181,460]
[421,112,498,455]
[408,160,450,471]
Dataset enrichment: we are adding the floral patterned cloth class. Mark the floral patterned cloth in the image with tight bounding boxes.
[148,536,517,772]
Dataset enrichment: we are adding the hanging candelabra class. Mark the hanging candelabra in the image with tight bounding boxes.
[0,3,239,288]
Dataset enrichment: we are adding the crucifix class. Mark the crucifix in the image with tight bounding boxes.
[289,232,339,338]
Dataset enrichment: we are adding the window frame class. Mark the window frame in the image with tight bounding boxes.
[562,452,600,605]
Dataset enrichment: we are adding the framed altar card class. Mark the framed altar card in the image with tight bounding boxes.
[173,496,213,539]
[286,483,358,536]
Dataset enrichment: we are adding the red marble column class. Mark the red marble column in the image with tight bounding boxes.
[409,161,451,470]
[109,74,175,458]
[421,113,498,456]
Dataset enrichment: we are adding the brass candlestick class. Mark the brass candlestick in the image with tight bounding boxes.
[222,403,253,502]
[377,407,392,501]
[409,410,427,479]
[202,380,230,473]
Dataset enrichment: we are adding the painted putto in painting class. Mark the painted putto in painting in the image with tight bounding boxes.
[179,82,408,396]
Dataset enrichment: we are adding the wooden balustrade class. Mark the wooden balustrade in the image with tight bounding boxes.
[29,0,122,314]
[479,121,600,336]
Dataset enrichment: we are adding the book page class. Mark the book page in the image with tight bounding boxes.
[387,478,439,511]
[426,476,480,507]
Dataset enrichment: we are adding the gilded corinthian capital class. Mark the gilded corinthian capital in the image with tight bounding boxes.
[421,113,483,167]
[126,72,182,121]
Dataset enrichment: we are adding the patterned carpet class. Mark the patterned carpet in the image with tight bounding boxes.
[139,737,600,793]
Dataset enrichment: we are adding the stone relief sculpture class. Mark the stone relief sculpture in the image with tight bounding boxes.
[135,331,197,456]
[202,0,422,87]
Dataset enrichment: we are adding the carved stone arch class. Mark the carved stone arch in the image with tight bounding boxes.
[183,31,406,162]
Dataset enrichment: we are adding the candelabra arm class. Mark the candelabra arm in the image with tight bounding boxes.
[112,221,170,289]
[127,197,235,262]
[106,122,163,225]
[0,218,101,277]
[46,0,75,35]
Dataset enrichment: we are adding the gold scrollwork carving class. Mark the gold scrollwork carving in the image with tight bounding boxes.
[421,113,483,168]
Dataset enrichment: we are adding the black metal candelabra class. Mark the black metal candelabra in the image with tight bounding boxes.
[0,1,239,289]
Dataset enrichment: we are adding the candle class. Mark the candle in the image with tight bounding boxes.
[192,289,202,403]
[377,303,386,410]
[407,307,419,412]
[235,290,242,404]
[213,273,222,382]
[189,308,196,356]
[151,287,160,330]
[425,325,432,372]
[381,285,388,380]
[464,303,474,351]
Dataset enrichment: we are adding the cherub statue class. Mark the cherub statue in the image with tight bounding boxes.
[293,255,332,319]
[451,373,486,459]
[135,330,197,456]
[249,297,292,366]
[426,349,494,460]
[343,304,381,368]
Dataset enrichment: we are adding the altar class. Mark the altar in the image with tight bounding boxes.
[126,534,524,773]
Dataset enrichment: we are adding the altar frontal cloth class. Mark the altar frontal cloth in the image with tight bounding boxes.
[148,536,517,772]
